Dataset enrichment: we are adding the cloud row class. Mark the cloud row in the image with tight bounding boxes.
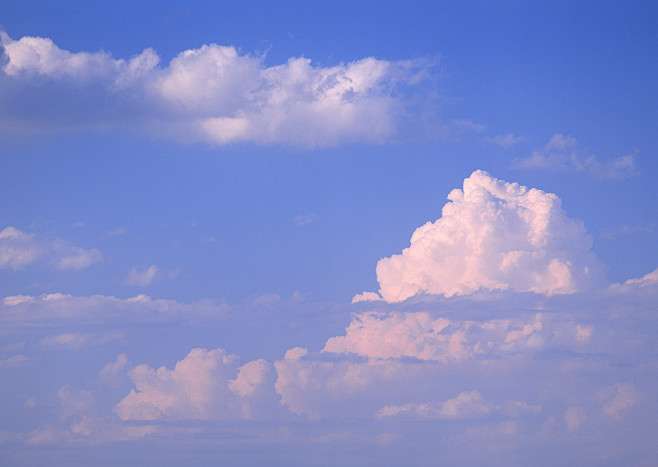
[356,170,605,303]
[105,276,654,424]
[0,32,431,147]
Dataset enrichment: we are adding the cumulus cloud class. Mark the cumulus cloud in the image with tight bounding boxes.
[322,311,578,362]
[125,265,160,287]
[0,226,101,270]
[1,32,433,147]
[511,134,639,180]
[367,170,604,302]
[114,348,275,420]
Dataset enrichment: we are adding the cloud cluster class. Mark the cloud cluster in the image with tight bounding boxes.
[363,170,604,302]
[114,348,275,420]
[0,226,102,270]
[1,33,431,147]
[511,134,639,180]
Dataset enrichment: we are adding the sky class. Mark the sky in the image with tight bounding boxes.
[0,1,657,465]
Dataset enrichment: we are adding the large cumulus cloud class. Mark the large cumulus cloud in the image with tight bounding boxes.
[363,170,604,302]
[0,32,431,147]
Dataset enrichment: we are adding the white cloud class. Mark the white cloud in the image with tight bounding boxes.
[598,382,641,420]
[617,267,658,288]
[379,391,491,419]
[1,292,228,329]
[114,348,275,420]
[98,354,130,387]
[378,391,539,420]
[0,354,28,368]
[563,406,586,432]
[511,134,639,180]
[1,33,433,148]
[125,265,160,287]
[486,133,524,149]
[294,213,319,226]
[451,119,486,133]
[0,227,42,269]
[351,291,383,303]
[0,226,101,270]
[366,170,603,302]
[40,331,123,349]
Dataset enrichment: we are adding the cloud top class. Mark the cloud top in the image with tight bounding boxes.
[372,170,603,302]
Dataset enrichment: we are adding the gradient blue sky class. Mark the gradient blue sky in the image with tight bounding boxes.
[1,1,657,465]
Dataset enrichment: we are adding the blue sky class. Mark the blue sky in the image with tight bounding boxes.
[1,1,657,465]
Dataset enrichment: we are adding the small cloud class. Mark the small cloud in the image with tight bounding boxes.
[0,354,28,368]
[98,354,130,387]
[614,267,658,288]
[599,382,641,419]
[563,406,586,432]
[40,333,92,349]
[451,118,486,133]
[108,227,127,236]
[40,331,123,349]
[0,226,102,270]
[486,133,524,149]
[600,223,655,241]
[511,134,640,180]
[351,291,382,303]
[54,245,103,270]
[125,265,160,287]
[294,213,319,226]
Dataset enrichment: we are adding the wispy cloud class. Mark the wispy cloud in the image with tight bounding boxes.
[0,226,102,270]
[511,134,639,180]
[486,133,524,149]
[294,213,319,226]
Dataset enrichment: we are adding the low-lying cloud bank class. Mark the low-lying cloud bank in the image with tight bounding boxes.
[0,32,431,147]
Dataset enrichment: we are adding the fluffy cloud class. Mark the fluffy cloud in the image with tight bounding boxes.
[322,310,587,362]
[1,33,432,147]
[114,348,275,420]
[511,134,639,180]
[367,170,603,302]
[125,265,160,287]
[0,226,102,270]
